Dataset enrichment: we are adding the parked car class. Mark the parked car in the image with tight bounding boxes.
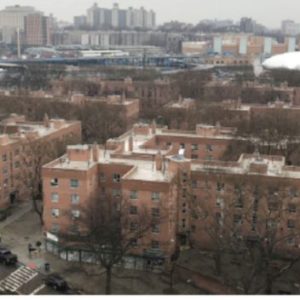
[44,273,69,291]
[0,247,18,265]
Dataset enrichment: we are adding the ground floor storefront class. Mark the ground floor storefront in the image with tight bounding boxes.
[45,238,165,272]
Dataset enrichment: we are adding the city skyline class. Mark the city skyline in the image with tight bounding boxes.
[0,0,300,28]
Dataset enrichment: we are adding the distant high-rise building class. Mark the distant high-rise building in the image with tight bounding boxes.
[86,3,156,30]
[281,20,300,36]
[240,17,255,33]
[263,37,272,55]
[239,36,248,55]
[0,5,37,31]
[213,36,222,54]
[74,15,87,29]
[25,13,52,46]
[111,3,119,28]
[287,37,296,52]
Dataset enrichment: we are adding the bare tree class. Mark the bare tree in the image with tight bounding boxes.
[60,194,156,294]
[189,171,300,294]
[17,133,78,224]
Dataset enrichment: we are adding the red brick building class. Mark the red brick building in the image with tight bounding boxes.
[43,121,300,270]
[0,113,81,209]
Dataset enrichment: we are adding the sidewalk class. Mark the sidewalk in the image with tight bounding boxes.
[0,202,32,231]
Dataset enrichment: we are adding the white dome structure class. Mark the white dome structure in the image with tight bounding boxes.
[262,52,300,70]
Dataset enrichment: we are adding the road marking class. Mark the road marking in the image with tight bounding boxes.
[0,266,38,292]
[31,284,45,295]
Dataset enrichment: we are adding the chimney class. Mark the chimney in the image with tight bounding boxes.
[44,113,50,128]
[151,120,156,134]
[121,91,126,103]
[155,151,163,171]
[215,121,221,135]
[128,135,133,152]
[92,142,99,162]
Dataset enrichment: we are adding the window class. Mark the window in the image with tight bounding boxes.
[129,206,138,215]
[152,224,160,233]
[113,173,121,183]
[112,189,121,198]
[130,238,138,247]
[70,179,79,188]
[152,208,160,218]
[14,148,19,155]
[2,154,7,162]
[289,187,299,198]
[217,182,225,192]
[192,144,198,151]
[71,210,80,219]
[233,214,242,225]
[69,224,79,234]
[182,218,186,228]
[216,197,224,208]
[51,193,59,203]
[130,222,138,232]
[101,187,106,195]
[2,168,8,174]
[130,190,138,200]
[51,223,60,233]
[180,143,185,149]
[287,238,296,246]
[206,144,213,152]
[191,154,199,159]
[287,219,295,229]
[99,172,106,182]
[14,161,20,168]
[182,172,188,183]
[267,220,277,229]
[71,194,80,205]
[51,178,58,187]
[234,185,243,208]
[191,180,197,188]
[151,240,160,249]
[166,142,172,147]
[51,208,60,218]
[268,199,279,211]
[151,192,160,201]
[182,189,187,198]
[288,204,296,213]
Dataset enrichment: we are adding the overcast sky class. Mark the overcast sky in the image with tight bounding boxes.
[0,0,299,28]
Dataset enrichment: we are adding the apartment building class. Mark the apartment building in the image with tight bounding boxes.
[190,153,300,254]
[52,77,178,115]
[0,114,81,209]
[68,94,140,125]
[43,121,300,270]
[86,3,155,30]
[42,122,238,268]
[24,13,52,46]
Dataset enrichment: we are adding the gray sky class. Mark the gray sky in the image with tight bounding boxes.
[0,0,299,28]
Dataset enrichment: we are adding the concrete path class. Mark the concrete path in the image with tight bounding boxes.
[0,202,32,231]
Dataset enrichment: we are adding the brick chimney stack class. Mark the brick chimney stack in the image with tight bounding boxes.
[155,151,163,171]
[128,135,133,152]
[92,142,99,162]
[151,120,156,134]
